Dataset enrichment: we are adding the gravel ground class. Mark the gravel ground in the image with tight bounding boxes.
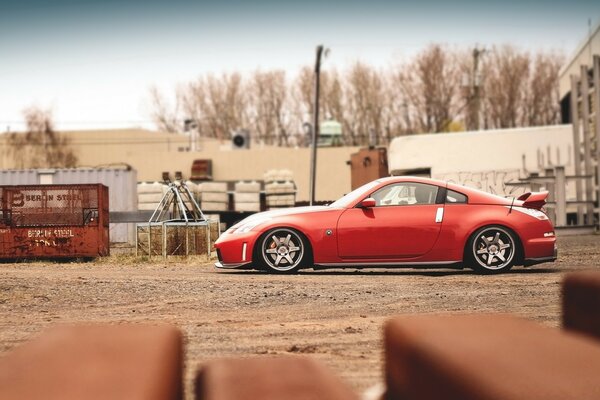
[1,234,599,397]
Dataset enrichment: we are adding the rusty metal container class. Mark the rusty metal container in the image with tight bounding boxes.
[349,147,389,190]
[0,184,109,260]
[0,168,137,243]
[190,159,213,181]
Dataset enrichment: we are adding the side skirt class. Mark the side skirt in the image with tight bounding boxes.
[312,261,463,270]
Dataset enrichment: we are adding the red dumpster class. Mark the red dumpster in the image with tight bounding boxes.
[0,184,109,260]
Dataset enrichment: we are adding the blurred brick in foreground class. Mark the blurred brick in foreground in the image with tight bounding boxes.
[563,271,600,340]
[0,324,183,400]
[196,355,359,400]
[385,313,600,400]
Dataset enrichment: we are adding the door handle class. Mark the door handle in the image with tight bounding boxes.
[435,207,444,223]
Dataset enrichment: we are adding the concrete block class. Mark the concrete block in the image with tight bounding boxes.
[201,202,228,211]
[196,356,358,400]
[201,182,228,193]
[234,192,260,203]
[234,202,261,212]
[234,181,261,193]
[201,192,229,203]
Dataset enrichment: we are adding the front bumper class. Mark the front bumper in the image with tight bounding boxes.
[214,230,259,269]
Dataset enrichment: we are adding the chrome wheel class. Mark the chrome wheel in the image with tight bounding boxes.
[471,226,516,272]
[260,228,305,272]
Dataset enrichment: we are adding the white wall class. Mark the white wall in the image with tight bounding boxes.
[388,125,575,198]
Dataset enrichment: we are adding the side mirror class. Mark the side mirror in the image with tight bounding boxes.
[359,198,376,208]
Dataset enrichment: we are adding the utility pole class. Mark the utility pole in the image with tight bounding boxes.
[471,47,484,131]
[309,45,324,206]
[593,55,600,231]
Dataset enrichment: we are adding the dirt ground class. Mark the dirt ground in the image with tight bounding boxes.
[1,234,599,397]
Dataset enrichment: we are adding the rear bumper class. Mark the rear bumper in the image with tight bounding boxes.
[524,241,557,266]
[523,235,556,259]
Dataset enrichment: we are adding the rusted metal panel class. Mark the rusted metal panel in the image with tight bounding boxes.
[349,147,389,190]
[0,168,137,243]
[0,184,109,259]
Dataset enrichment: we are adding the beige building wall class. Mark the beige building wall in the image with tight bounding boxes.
[0,128,360,202]
[389,125,579,209]
[559,21,600,98]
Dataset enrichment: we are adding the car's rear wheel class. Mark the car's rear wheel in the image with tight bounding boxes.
[256,228,309,273]
[467,225,517,274]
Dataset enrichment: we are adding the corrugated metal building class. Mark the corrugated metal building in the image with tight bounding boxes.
[0,168,137,243]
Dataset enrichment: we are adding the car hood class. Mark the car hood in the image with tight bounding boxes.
[230,206,334,228]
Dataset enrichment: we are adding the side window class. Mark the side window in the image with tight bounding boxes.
[446,189,467,204]
[371,183,438,206]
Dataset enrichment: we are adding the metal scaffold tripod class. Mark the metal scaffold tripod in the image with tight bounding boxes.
[135,181,220,259]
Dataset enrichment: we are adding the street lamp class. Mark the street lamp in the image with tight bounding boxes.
[303,122,317,206]
[310,45,324,206]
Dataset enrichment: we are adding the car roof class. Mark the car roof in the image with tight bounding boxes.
[380,176,512,206]
[377,176,449,187]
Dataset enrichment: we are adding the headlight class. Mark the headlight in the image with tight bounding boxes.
[514,207,548,220]
[229,217,271,234]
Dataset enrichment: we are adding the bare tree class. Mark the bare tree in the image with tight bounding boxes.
[292,66,313,121]
[291,67,346,146]
[380,72,406,139]
[149,86,180,133]
[343,62,388,145]
[149,44,563,144]
[179,72,248,140]
[482,45,531,129]
[524,52,563,126]
[396,44,461,133]
[248,70,291,145]
[322,69,344,123]
[7,107,78,169]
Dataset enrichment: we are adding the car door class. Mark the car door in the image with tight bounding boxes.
[336,182,444,259]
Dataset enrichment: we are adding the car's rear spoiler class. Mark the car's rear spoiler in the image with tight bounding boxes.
[517,191,548,210]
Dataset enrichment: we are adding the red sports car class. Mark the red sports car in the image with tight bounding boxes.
[214,177,557,274]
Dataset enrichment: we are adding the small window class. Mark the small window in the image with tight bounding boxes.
[371,183,439,206]
[446,189,467,204]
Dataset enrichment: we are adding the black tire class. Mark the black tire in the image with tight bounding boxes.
[255,228,310,273]
[466,225,518,274]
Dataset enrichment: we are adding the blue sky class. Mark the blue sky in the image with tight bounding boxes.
[1,0,599,130]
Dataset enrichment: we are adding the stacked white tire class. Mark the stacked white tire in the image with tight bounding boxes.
[200,181,229,211]
[234,181,261,212]
[137,182,168,211]
[263,170,296,209]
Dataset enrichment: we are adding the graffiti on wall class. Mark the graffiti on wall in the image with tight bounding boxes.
[435,170,529,197]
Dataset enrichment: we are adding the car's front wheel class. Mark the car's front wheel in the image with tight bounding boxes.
[256,228,309,273]
[467,225,518,274]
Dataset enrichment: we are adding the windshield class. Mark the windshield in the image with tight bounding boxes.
[329,180,381,208]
